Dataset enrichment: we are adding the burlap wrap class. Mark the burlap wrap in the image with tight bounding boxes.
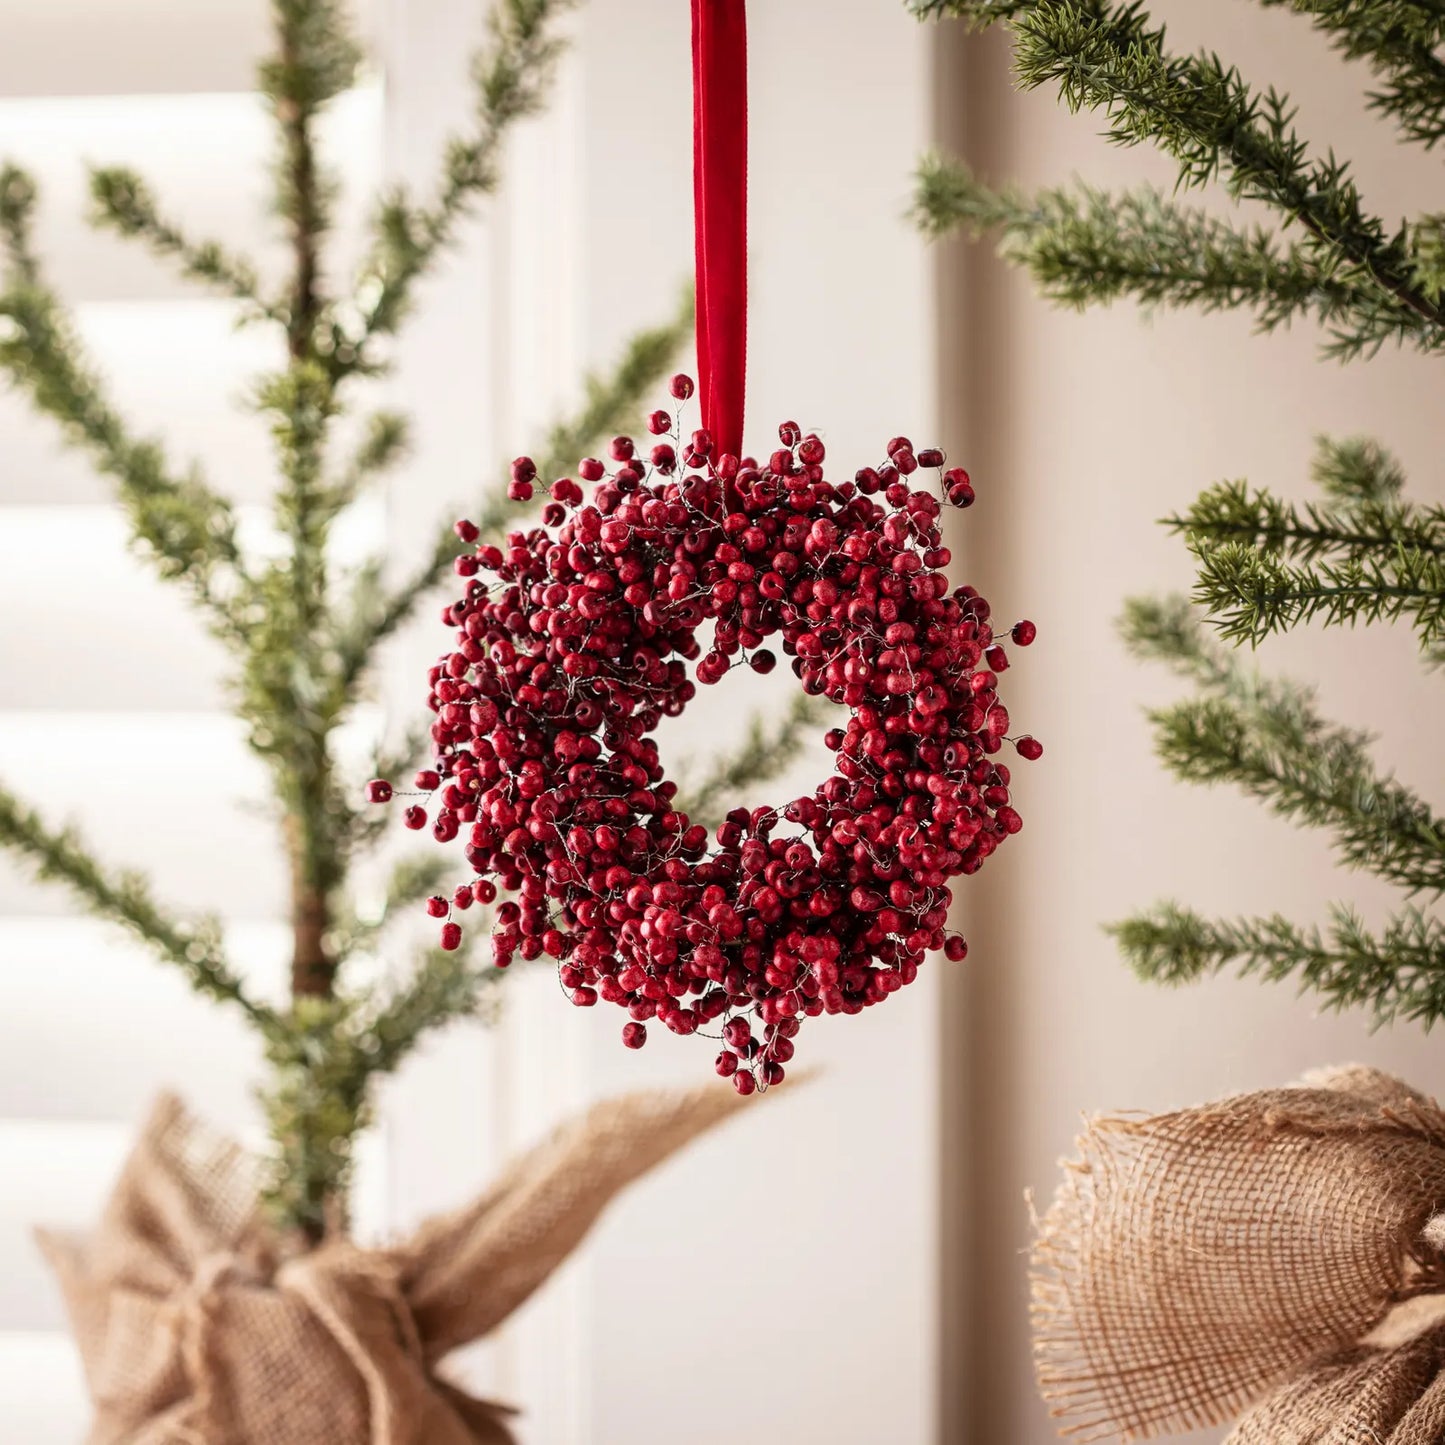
[1032,1065,1445,1443]
[39,1079,757,1444]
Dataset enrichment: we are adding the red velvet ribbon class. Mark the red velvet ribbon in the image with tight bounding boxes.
[691,0,747,461]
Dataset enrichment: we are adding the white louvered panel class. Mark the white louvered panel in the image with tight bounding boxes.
[0,508,229,710]
[0,1332,88,1445]
[0,713,287,917]
[0,499,388,710]
[0,300,286,507]
[0,84,383,304]
[0,917,288,1123]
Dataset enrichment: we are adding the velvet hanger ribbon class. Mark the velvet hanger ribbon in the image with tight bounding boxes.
[691,0,747,461]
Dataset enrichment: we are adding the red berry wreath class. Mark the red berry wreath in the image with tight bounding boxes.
[370,376,1037,1091]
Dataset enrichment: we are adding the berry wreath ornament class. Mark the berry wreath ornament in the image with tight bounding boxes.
[368,0,1039,1091]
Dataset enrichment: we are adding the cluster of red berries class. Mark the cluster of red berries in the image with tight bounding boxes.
[367,375,1037,1091]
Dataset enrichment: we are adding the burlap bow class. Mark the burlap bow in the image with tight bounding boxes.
[39,1080,761,1444]
[1031,1065,1445,1443]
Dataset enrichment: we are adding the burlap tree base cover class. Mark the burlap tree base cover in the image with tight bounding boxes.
[1033,1065,1445,1443]
[40,1081,757,1443]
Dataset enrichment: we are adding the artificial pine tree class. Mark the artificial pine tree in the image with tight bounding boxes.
[910,0,1445,1029]
[0,0,815,1251]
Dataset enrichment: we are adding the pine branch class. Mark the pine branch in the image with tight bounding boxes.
[342,0,576,372]
[1167,475,1445,571]
[334,293,693,699]
[360,936,501,1076]
[259,996,370,1242]
[912,158,1429,356]
[0,165,39,284]
[1122,597,1445,895]
[261,0,360,360]
[1158,437,1445,646]
[0,167,244,603]
[1255,1,1445,151]
[916,0,1445,359]
[1118,593,1236,688]
[907,0,1030,19]
[1112,901,1445,1028]
[676,694,835,833]
[320,410,410,522]
[88,167,276,317]
[0,782,276,1029]
[1311,433,1408,504]
[1193,540,1445,648]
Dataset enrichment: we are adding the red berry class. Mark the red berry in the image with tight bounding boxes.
[454,519,479,542]
[917,448,944,468]
[365,779,392,804]
[647,409,671,436]
[1016,735,1043,761]
[440,921,463,950]
[943,935,968,962]
[622,1022,648,1049]
[403,806,427,830]
[1011,619,1037,646]
[425,895,449,918]
[579,457,605,481]
[732,1069,757,1096]
[669,373,695,400]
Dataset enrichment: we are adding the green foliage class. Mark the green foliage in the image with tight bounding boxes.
[912,0,1445,360]
[0,784,275,1029]
[1122,597,1445,896]
[1163,438,1445,650]
[912,159,1419,354]
[0,182,243,606]
[913,1,1445,1028]
[1113,902,1445,1028]
[1120,449,1445,1021]
[1254,2,1445,151]
[89,167,272,316]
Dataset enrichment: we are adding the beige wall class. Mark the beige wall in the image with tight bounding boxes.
[934,7,1445,1442]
